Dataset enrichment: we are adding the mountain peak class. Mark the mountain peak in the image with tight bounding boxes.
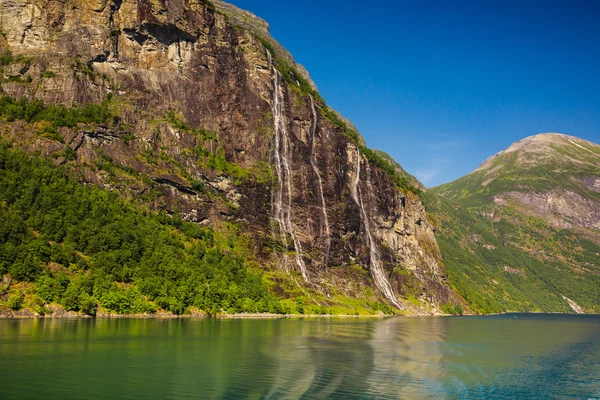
[505,132,594,151]
[476,133,600,173]
[433,132,600,203]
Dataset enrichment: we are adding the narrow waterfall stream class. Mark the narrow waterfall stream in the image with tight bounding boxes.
[309,96,331,268]
[350,151,404,309]
[270,59,309,281]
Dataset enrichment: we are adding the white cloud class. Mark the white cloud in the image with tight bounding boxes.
[414,168,440,185]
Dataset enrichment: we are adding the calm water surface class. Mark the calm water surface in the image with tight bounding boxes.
[1,314,599,399]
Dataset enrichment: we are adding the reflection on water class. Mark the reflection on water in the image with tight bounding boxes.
[0,315,599,399]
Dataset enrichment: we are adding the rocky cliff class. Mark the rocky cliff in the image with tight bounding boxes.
[0,0,462,313]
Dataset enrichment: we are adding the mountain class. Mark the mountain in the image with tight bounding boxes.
[0,0,463,316]
[426,133,600,313]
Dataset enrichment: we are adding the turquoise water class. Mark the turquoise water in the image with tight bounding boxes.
[0,314,599,399]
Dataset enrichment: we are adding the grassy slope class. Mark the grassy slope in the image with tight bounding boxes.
[425,134,600,313]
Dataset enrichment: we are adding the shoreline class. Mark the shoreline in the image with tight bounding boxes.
[0,306,395,320]
[0,312,393,320]
[1,309,596,320]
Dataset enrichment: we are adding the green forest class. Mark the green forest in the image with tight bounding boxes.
[0,142,284,316]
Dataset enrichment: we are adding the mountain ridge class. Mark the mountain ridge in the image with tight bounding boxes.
[474,132,600,173]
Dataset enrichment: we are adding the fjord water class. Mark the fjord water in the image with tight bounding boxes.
[1,315,599,399]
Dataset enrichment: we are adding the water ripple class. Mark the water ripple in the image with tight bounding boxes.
[0,315,599,399]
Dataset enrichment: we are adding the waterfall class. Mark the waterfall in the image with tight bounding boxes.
[270,62,309,281]
[364,161,404,309]
[309,95,331,268]
[271,67,290,272]
[351,150,403,309]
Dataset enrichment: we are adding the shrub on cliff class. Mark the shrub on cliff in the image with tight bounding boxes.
[7,291,24,311]
[0,96,114,127]
[441,302,464,316]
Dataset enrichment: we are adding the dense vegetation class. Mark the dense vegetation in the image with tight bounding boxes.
[0,143,283,316]
[424,191,600,314]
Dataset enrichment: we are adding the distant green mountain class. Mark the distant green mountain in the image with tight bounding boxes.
[425,133,600,313]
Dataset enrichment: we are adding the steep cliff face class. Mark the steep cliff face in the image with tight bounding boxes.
[0,0,461,312]
[427,133,600,313]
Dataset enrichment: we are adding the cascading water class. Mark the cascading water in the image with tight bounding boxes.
[270,66,290,272]
[350,150,404,309]
[309,95,331,268]
[270,57,309,281]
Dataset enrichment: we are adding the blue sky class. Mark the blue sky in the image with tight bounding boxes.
[228,0,600,187]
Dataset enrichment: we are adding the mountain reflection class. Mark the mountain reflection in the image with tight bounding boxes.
[262,320,375,399]
[368,317,448,398]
